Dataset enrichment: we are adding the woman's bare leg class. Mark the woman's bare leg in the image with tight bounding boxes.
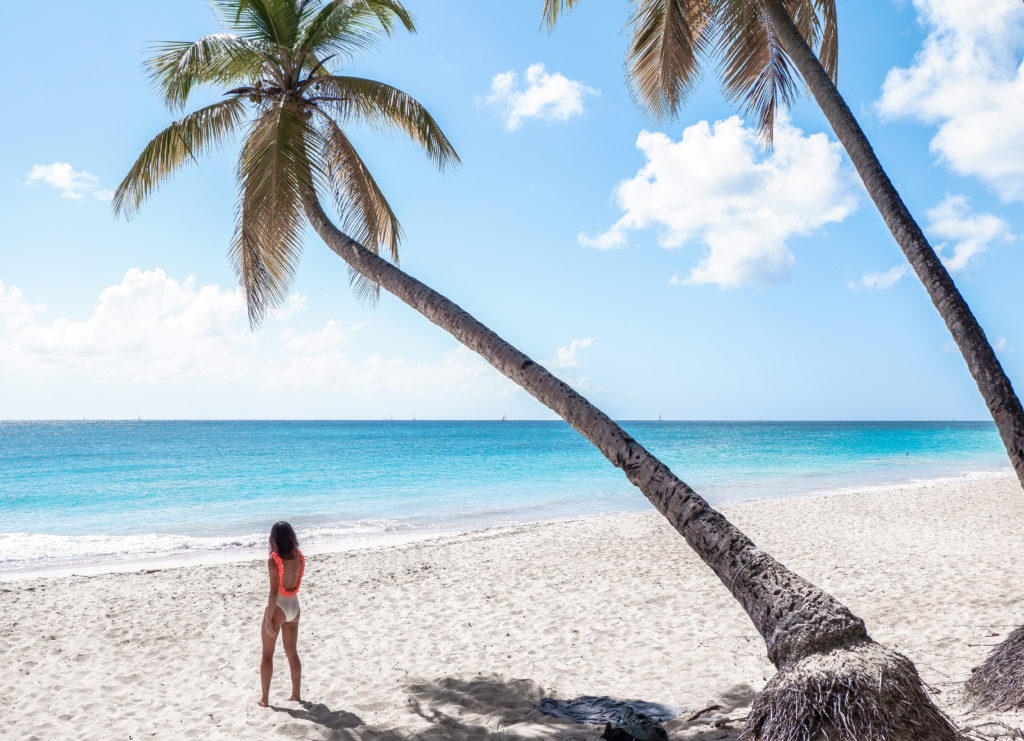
[258,607,285,706]
[282,616,301,701]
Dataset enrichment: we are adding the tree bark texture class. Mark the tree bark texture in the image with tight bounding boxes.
[301,190,867,669]
[764,0,1024,488]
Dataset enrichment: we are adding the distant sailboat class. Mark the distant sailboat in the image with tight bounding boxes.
[501,414,507,422]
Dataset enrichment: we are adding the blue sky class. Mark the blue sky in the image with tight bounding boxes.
[1,0,1022,420]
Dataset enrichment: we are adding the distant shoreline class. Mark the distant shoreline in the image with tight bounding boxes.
[3,466,1012,582]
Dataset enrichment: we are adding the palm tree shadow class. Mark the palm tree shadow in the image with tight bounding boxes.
[268,675,746,739]
[400,674,592,739]
[284,674,595,739]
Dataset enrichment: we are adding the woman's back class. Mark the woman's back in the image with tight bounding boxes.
[276,553,302,593]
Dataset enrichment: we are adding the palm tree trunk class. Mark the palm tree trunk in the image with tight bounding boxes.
[301,189,864,666]
[764,0,1024,713]
[762,0,1024,488]
[301,190,960,738]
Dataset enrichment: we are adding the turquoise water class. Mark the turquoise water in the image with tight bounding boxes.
[0,420,1010,574]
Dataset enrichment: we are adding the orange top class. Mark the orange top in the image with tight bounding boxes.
[270,550,305,597]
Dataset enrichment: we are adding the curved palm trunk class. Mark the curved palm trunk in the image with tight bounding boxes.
[763,0,1024,488]
[763,0,1024,712]
[302,188,861,667]
[302,191,960,739]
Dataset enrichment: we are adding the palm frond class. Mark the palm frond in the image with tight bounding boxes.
[296,0,414,65]
[315,109,402,260]
[715,0,800,145]
[211,0,302,49]
[626,0,714,119]
[310,76,459,170]
[148,34,267,110]
[230,102,316,326]
[113,97,248,218]
[809,0,838,83]
[541,0,582,30]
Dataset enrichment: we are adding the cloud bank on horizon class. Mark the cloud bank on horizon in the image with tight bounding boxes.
[0,269,608,417]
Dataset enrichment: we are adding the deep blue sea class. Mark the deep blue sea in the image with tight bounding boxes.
[0,420,1010,575]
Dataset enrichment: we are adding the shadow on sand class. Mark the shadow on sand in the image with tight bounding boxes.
[272,675,756,740]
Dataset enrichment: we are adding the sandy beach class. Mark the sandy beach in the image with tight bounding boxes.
[5,475,1024,740]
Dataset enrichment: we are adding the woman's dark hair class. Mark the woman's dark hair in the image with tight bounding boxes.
[269,521,299,559]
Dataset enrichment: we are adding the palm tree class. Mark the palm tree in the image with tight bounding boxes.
[544,0,1024,713]
[116,1,960,737]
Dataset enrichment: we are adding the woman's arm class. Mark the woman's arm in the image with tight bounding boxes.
[263,557,279,636]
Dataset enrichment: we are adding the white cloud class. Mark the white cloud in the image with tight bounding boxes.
[485,63,598,130]
[0,269,520,403]
[926,194,1014,271]
[847,264,909,290]
[877,0,1024,201]
[25,162,114,201]
[582,116,858,288]
[549,338,592,369]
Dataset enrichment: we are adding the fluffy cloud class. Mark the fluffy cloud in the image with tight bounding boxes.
[877,0,1024,201]
[0,269,519,402]
[25,162,114,201]
[486,63,598,130]
[581,116,858,288]
[847,264,909,291]
[926,194,1014,271]
[549,338,592,369]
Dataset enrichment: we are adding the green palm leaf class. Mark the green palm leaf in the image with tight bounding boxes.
[113,97,248,218]
[297,0,414,64]
[541,0,583,30]
[149,34,268,110]
[314,109,404,304]
[310,76,459,170]
[315,110,402,260]
[213,0,301,49]
[230,102,316,326]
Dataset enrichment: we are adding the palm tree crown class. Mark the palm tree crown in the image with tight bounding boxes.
[114,0,459,324]
[543,0,836,143]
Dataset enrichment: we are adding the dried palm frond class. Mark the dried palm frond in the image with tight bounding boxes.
[965,625,1024,712]
[626,0,714,119]
[742,640,964,741]
[715,0,800,146]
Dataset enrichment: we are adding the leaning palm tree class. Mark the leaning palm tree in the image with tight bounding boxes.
[116,1,960,738]
[544,0,1024,715]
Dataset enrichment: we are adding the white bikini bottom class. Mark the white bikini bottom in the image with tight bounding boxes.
[276,593,300,622]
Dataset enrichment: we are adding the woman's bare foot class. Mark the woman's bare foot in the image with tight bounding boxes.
[287,694,301,702]
[257,698,269,707]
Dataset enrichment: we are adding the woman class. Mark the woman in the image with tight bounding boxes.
[258,521,305,707]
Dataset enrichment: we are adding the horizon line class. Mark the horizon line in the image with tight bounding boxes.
[0,417,996,424]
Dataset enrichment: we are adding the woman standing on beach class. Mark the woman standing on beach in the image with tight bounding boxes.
[259,522,305,707]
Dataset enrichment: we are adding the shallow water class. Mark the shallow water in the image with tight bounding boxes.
[0,420,1009,573]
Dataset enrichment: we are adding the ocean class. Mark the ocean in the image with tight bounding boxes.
[0,420,1010,576]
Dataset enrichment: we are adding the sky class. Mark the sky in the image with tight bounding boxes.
[1,0,1022,421]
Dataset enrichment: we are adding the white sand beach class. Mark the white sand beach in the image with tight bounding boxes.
[5,476,1024,740]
